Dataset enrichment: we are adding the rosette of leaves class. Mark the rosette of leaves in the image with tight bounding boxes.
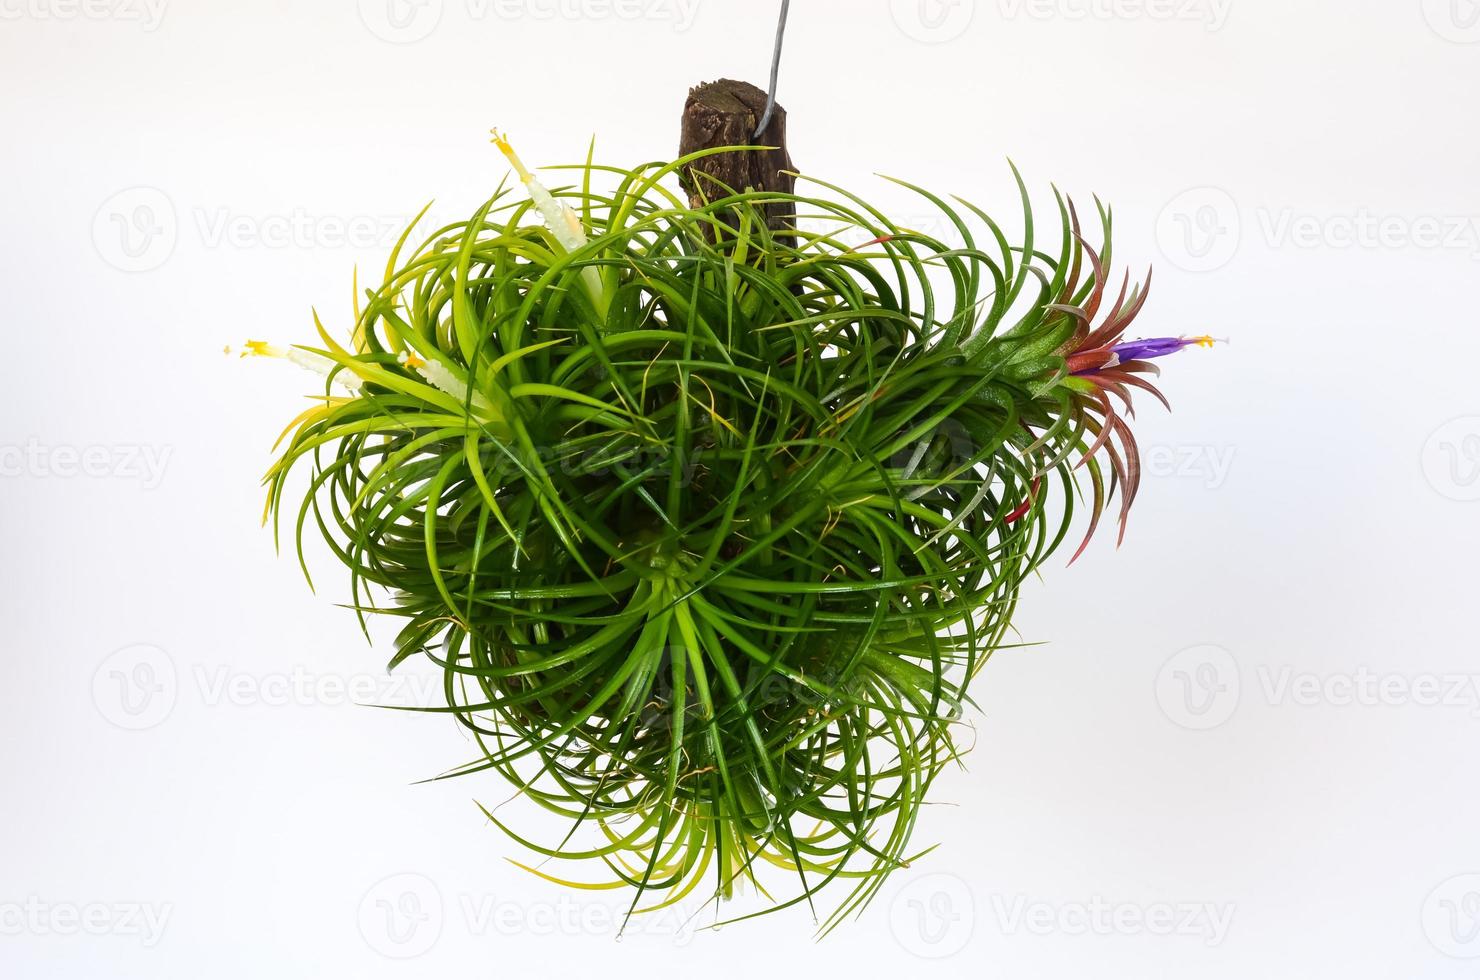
[252,138,1207,933]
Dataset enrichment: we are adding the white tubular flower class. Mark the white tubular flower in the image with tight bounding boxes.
[491,130,605,303]
[398,350,495,414]
[491,130,587,250]
[238,341,363,392]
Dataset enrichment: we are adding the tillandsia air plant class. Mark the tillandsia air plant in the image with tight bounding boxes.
[247,130,1213,934]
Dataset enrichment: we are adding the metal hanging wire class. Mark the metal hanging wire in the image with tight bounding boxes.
[754,0,791,137]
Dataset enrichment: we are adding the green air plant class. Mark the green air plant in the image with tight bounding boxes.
[247,133,1213,933]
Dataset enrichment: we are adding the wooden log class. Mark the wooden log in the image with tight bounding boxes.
[678,78,796,236]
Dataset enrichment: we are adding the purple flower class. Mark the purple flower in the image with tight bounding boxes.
[1110,335,1217,363]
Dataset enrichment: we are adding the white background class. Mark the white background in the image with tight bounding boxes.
[3,0,1479,976]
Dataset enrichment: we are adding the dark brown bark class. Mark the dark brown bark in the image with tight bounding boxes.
[678,78,796,236]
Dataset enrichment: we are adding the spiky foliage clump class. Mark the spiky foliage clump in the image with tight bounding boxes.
[258,145,1192,933]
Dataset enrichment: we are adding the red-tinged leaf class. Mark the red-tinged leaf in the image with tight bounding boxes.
[1082,270,1133,350]
[1078,235,1109,322]
[1002,476,1041,524]
[1077,389,1117,468]
[1066,350,1115,375]
[1116,358,1162,378]
[1068,455,1106,565]
[1107,370,1172,412]
[1103,266,1154,337]
[1110,413,1142,544]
